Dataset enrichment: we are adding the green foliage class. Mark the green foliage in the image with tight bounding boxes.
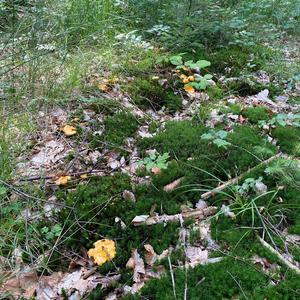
[41,224,62,241]
[138,121,208,159]
[90,112,138,148]
[243,106,270,124]
[126,257,270,300]
[201,130,231,149]
[127,78,182,111]
[272,127,300,155]
[235,177,264,195]
[138,152,170,171]
[264,159,300,186]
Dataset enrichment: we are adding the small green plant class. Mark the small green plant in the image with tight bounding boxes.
[165,54,213,92]
[234,177,264,195]
[259,113,300,128]
[201,130,232,149]
[138,152,170,171]
[41,224,62,241]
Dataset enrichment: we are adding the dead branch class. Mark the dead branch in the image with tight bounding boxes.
[132,206,217,226]
[200,153,283,200]
[257,234,300,275]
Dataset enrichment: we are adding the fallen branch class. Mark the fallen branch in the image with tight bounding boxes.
[200,153,283,200]
[257,234,300,275]
[18,169,106,182]
[132,206,217,226]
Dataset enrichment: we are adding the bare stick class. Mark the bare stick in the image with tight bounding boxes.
[132,207,217,226]
[257,234,300,275]
[200,153,283,200]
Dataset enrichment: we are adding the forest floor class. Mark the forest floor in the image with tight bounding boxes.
[1,37,300,299]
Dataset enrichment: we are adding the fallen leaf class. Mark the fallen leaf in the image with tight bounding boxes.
[221,204,236,219]
[62,125,77,137]
[144,244,157,266]
[163,177,184,192]
[80,174,88,179]
[122,190,136,202]
[132,215,149,226]
[186,246,208,265]
[188,76,195,81]
[88,239,116,266]
[55,175,71,186]
[184,85,195,94]
[127,249,145,283]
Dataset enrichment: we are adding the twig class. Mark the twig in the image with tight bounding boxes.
[18,169,106,182]
[132,206,217,226]
[257,234,300,275]
[168,256,177,300]
[200,153,283,200]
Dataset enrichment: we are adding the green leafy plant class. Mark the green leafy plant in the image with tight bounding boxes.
[259,113,300,128]
[138,152,170,171]
[41,224,62,241]
[234,177,264,195]
[201,130,232,149]
[166,54,213,92]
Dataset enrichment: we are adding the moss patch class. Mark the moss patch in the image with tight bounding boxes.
[89,112,139,149]
[242,106,270,124]
[127,78,182,111]
[272,127,300,155]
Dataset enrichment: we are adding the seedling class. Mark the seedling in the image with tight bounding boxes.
[41,224,62,240]
[201,130,231,149]
[138,152,170,171]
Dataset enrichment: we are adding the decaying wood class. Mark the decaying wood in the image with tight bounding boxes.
[200,153,283,200]
[257,234,300,275]
[132,206,217,226]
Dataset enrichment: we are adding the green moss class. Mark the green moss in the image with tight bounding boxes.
[125,257,269,300]
[123,55,155,77]
[138,120,208,159]
[60,173,180,269]
[272,127,300,155]
[89,112,139,148]
[228,103,242,115]
[242,106,270,124]
[139,122,275,182]
[206,85,225,100]
[81,98,121,115]
[127,78,182,111]
[211,46,252,76]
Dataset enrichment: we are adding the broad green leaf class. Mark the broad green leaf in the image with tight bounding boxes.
[195,60,211,69]
[170,55,183,66]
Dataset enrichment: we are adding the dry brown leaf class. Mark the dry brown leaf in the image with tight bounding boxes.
[126,249,145,283]
[122,190,136,202]
[62,125,77,137]
[88,239,116,266]
[144,244,157,266]
[80,174,88,179]
[186,246,208,265]
[163,177,184,192]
